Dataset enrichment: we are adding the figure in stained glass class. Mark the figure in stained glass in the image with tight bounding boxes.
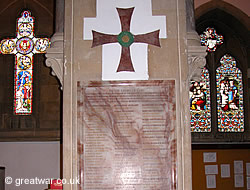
[0,10,50,114]
[16,37,34,54]
[16,71,32,112]
[190,81,206,111]
[19,23,33,37]
[18,56,32,70]
[219,77,239,111]
[35,38,50,52]
[200,27,223,52]
[0,39,15,54]
[216,54,244,132]
[190,68,211,132]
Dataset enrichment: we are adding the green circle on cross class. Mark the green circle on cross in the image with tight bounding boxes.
[117,31,134,47]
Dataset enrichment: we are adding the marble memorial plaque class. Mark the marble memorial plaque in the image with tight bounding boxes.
[77,81,176,190]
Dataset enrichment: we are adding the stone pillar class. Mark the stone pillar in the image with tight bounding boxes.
[186,0,207,81]
[185,1,206,189]
[45,0,64,89]
[186,0,196,32]
[63,0,193,189]
[55,0,64,33]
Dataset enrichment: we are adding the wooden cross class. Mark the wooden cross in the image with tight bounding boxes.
[91,7,160,72]
[0,11,50,114]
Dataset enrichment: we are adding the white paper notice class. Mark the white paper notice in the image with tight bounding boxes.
[203,152,217,163]
[205,165,218,175]
[247,163,250,176]
[206,175,216,188]
[221,164,230,178]
[247,177,250,189]
[234,160,243,174]
[235,174,244,187]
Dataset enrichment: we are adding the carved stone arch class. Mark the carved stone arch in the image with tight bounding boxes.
[195,1,250,31]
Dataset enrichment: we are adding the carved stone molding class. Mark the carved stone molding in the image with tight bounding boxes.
[185,0,207,81]
[45,32,64,89]
[187,31,207,82]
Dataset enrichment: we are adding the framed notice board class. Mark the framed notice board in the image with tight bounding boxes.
[192,149,250,190]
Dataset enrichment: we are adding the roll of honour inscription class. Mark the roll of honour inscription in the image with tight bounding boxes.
[77,81,176,190]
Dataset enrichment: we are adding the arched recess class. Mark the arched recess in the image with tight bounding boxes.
[195,0,250,31]
[192,4,250,143]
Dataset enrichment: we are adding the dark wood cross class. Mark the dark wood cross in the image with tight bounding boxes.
[92,7,161,72]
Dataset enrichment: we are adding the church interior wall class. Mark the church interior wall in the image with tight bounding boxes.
[0,0,249,189]
[0,142,60,190]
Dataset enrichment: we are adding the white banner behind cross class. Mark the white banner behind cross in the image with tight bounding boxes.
[84,0,167,80]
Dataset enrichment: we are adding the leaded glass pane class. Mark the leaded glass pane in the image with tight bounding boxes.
[216,54,244,132]
[200,27,223,52]
[15,54,33,114]
[190,67,211,132]
[0,11,50,115]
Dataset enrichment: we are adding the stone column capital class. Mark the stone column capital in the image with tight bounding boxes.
[45,32,64,90]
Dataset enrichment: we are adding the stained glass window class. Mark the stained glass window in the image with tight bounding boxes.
[216,54,244,132]
[200,27,223,52]
[190,67,211,132]
[0,11,50,115]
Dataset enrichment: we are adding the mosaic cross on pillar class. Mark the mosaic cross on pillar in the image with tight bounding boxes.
[0,11,50,114]
[84,0,166,80]
[92,7,160,72]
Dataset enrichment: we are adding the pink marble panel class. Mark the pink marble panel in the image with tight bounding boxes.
[77,81,176,190]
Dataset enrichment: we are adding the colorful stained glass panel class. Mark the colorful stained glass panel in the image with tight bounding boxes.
[216,54,244,132]
[190,67,211,132]
[14,54,33,114]
[200,27,223,52]
[0,10,50,115]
